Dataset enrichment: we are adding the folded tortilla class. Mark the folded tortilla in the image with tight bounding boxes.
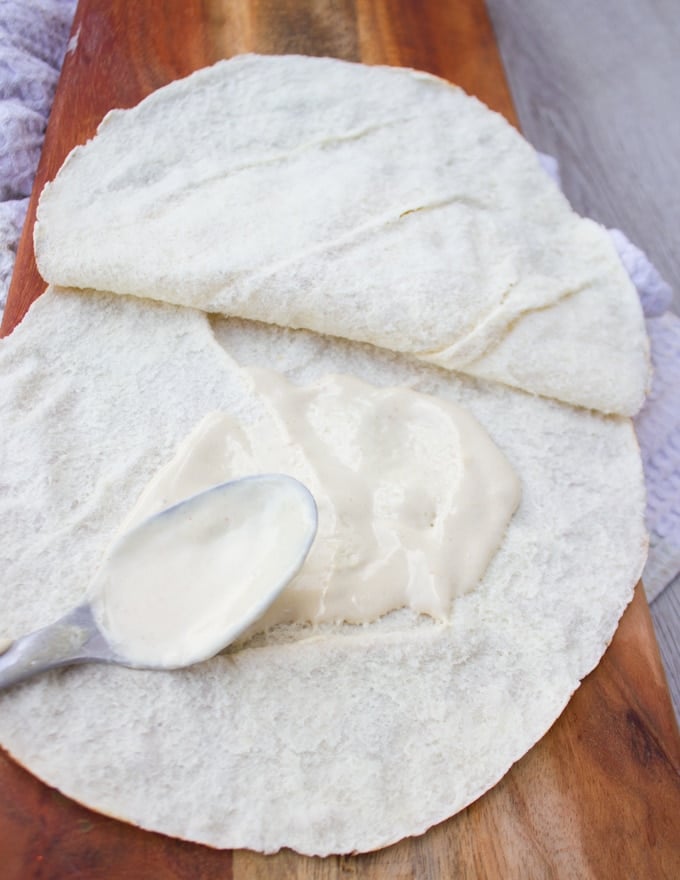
[0,289,646,854]
[34,55,649,416]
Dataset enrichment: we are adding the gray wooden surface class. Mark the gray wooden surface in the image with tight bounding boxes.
[486,0,680,720]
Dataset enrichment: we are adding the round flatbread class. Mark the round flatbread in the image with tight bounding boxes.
[0,289,646,854]
[34,55,648,415]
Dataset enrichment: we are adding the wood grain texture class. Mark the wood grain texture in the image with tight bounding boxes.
[485,0,680,725]
[0,751,234,880]
[1,1,679,876]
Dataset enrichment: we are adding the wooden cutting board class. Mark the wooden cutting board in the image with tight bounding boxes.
[1,1,679,876]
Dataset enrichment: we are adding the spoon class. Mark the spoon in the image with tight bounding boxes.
[0,474,318,690]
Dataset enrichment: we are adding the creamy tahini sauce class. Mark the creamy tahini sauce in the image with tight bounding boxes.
[109,370,520,642]
[89,476,316,667]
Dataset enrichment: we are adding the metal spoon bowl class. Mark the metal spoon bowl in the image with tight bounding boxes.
[0,474,318,690]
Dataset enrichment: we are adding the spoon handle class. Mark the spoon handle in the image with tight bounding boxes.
[0,605,110,690]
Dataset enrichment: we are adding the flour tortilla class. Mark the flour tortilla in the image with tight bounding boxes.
[34,54,649,416]
[0,289,646,855]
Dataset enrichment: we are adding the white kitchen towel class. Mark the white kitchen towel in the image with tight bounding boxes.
[634,312,680,599]
[1,1,678,601]
[0,0,76,306]
[538,154,680,601]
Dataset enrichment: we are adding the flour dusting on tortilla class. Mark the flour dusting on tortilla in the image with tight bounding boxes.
[0,289,646,854]
[34,55,649,416]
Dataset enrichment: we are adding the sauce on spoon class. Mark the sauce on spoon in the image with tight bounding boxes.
[0,474,317,689]
[89,474,318,667]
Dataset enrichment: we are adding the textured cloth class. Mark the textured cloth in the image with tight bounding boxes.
[0,0,76,307]
[609,229,679,598]
[537,154,679,600]
[0,3,678,601]
[635,313,680,598]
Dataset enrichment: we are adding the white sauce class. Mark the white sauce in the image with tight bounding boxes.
[89,475,316,667]
[103,370,520,650]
